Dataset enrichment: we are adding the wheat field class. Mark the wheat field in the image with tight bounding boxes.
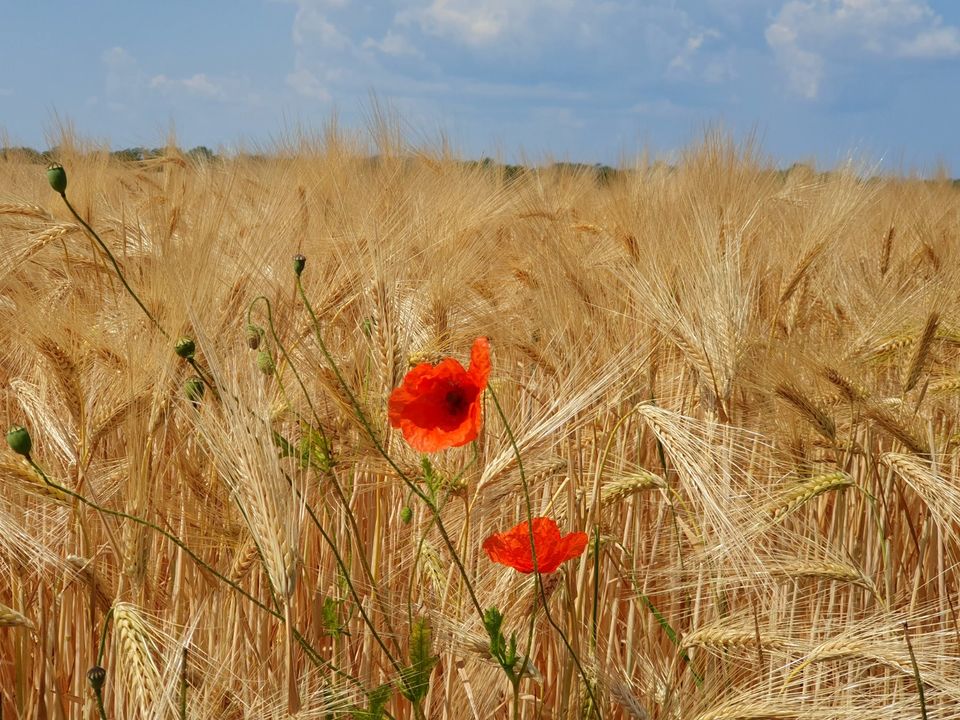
[2,126,960,719]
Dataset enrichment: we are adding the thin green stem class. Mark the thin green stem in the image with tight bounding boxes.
[251,295,404,658]
[486,385,602,720]
[295,276,484,620]
[97,607,113,666]
[58,192,169,340]
[93,688,107,720]
[903,622,929,720]
[24,455,359,688]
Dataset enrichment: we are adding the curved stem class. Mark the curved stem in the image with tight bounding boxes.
[59,193,169,340]
[24,455,361,689]
[486,385,603,720]
[295,277,485,620]
[251,295,403,654]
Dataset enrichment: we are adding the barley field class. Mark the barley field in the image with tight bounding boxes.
[2,127,960,719]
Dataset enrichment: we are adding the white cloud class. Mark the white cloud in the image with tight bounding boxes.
[286,67,332,100]
[767,0,960,99]
[399,0,574,47]
[151,73,227,100]
[362,30,423,58]
[897,26,960,58]
[669,29,721,72]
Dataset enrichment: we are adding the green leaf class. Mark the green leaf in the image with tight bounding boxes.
[399,616,438,705]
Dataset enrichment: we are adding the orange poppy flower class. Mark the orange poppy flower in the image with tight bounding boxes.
[482,517,588,574]
[388,337,491,453]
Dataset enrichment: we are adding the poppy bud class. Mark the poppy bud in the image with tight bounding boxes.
[6,425,31,457]
[245,323,263,350]
[293,254,306,277]
[184,376,205,404]
[174,337,196,359]
[257,350,275,376]
[400,506,413,524]
[47,163,67,194]
[87,665,106,692]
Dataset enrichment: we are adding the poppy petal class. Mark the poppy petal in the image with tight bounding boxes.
[469,337,491,390]
[388,344,486,452]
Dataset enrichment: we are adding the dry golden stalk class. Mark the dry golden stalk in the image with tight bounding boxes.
[865,406,929,455]
[0,603,34,629]
[773,560,875,591]
[571,223,603,235]
[113,602,162,712]
[693,702,796,720]
[229,537,261,583]
[774,383,837,443]
[766,472,853,520]
[819,365,867,402]
[902,311,939,392]
[681,626,784,653]
[601,470,666,506]
[65,555,112,612]
[0,452,69,504]
[859,333,914,362]
[780,239,827,303]
[928,376,960,395]
[0,202,53,221]
[879,224,895,277]
[36,337,84,429]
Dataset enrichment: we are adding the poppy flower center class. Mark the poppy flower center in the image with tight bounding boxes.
[445,386,468,416]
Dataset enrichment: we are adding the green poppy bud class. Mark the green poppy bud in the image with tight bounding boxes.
[6,425,32,457]
[245,323,263,350]
[184,376,205,404]
[174,337,196,359]
[257,350,275,376]
[400,506,413,524]
[293,254,306,277]
[87,665,106,692]
[47,163,67,194]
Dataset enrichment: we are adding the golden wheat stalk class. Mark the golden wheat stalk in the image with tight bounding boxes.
[601,470,667,506]
[113,602,162,712]
[0,603,34,629]
[681,626,784,653]
[902,311,939,392]
[774,383,836,443]
[0,202,53,221]
[865,406,928,454]
[765,472,853,520]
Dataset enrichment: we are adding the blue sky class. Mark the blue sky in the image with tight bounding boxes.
[2,0,960,170]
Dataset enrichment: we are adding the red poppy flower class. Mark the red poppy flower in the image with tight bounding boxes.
[388,337,491,453]
[482,517,588,574]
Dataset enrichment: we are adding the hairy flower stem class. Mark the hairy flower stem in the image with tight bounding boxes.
[57,190,223,400]
[295,276,485,620]
[903,622,929,720]
[57,192,169,340]
[23,455,364,690]
[250,297,408,670]
[93,687,107,720]
[486,385,603,720]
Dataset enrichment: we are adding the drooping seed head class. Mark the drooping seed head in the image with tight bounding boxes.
[184,377,205,404]
[245,323,264,350]
[174,337,196,359]
[257,350,275,376]
[6,425,32,457]
[87,665,106,692]
[47,163,67,194]
[293,254,306,277]
[400,506,413,524]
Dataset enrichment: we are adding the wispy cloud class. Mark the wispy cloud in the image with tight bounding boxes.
[151,73,226,100]
[767,0,960,99]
